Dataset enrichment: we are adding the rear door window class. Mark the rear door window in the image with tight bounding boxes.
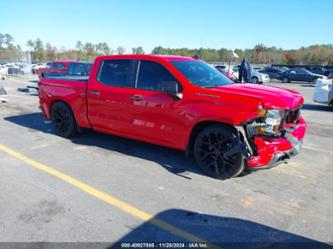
[137,60,176,91]
[58,63,65,70]
[74,64,87,75]
[98,60,133,87]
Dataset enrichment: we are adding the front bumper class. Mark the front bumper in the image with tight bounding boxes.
[261,77,270,83]
[246,116,307,168]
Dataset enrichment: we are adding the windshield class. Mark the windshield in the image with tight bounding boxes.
[171,60,233,88]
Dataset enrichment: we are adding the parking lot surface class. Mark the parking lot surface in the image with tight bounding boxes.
[0,77,332,247]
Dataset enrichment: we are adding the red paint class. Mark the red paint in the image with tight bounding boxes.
[39,60,76,77]
[39,55,307,168]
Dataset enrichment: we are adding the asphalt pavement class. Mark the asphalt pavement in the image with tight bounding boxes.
[0,76,332,248]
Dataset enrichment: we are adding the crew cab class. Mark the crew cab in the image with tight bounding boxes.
[39,55,307,180]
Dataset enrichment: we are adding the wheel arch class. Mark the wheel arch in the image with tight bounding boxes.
[186,121,238,158]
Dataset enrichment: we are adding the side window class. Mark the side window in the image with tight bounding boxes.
[98,60,132,87]
[51,63,58,69]
[68,64,74,75]
[73,64,87,76]
[58,63,65,70]
[137,61,176,91]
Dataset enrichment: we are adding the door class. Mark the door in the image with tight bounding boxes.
[87,59,138,134]
[128,60,186,148]
[295,69,311,82]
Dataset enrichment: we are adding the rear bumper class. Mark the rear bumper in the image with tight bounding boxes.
[246,116,307,169]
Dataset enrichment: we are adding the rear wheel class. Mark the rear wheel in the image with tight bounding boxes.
[282,77,289,83]
[51,102,78,138]
[193,125,244,180]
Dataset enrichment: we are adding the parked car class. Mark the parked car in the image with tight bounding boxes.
[259,67,286,79]
[39,55,307,180]
[233,65,270,83]
[40,61,92,78]
[250,69,270,83]
[32,63,48,74]
[278,69,326,83]
[313,78,333,110]
[306,66,330,76]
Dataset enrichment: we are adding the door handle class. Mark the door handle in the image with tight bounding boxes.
[129,95,143,101]
[88,90,100,96]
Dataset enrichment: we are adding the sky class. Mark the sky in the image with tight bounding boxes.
[0,0,332,53]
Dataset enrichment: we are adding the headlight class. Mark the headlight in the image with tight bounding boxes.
[265,109,284,125]
[247,109,285,137]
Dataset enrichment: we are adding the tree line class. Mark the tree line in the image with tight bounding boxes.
[1,33,333,65]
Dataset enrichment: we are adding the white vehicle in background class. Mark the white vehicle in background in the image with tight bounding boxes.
[313,78,333,110]
[232,65,270,83]
[251,69,270,83]
[0,66,6,79]
[32,63,48,74]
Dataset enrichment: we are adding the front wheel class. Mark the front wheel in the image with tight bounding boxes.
[193,125,245,180]
[51,102,78,138]
[251,77,259,84]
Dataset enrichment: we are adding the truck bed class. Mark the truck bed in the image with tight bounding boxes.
[39,77,91,128]
[43,74,89,82]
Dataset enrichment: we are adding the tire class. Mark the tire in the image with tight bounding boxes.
[251,77,259,84]
[193,125,245,180]
[51,102,78,138]
[282,77,289,83]
[330,100,333,111]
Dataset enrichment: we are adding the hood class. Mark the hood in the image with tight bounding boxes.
[210,83,304,109]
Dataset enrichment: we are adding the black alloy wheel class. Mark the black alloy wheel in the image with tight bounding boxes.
[51,102,78,138]
[194,125,244,180]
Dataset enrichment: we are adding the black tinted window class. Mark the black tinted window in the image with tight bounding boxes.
[296,69,306,74]
[98,60,132,87]
[137,61,176,91]
[68,64,74,75]
[74,64,87,75]
[58,63,65,70]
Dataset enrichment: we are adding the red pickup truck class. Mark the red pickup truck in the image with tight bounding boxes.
[39,55,307,179]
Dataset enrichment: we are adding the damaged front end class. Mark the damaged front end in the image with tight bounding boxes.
[237,106,307,169]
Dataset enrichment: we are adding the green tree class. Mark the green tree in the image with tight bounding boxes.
[4,34,14,48]
[33,38,45,61]
[117,46,126,55]
[76,41,83,51]
[132,46,145,54]
[0,33,5,48]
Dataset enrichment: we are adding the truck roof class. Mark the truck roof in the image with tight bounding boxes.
[96,54,196,62]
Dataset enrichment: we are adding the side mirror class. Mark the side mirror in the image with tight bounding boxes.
[159,81,183,100]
